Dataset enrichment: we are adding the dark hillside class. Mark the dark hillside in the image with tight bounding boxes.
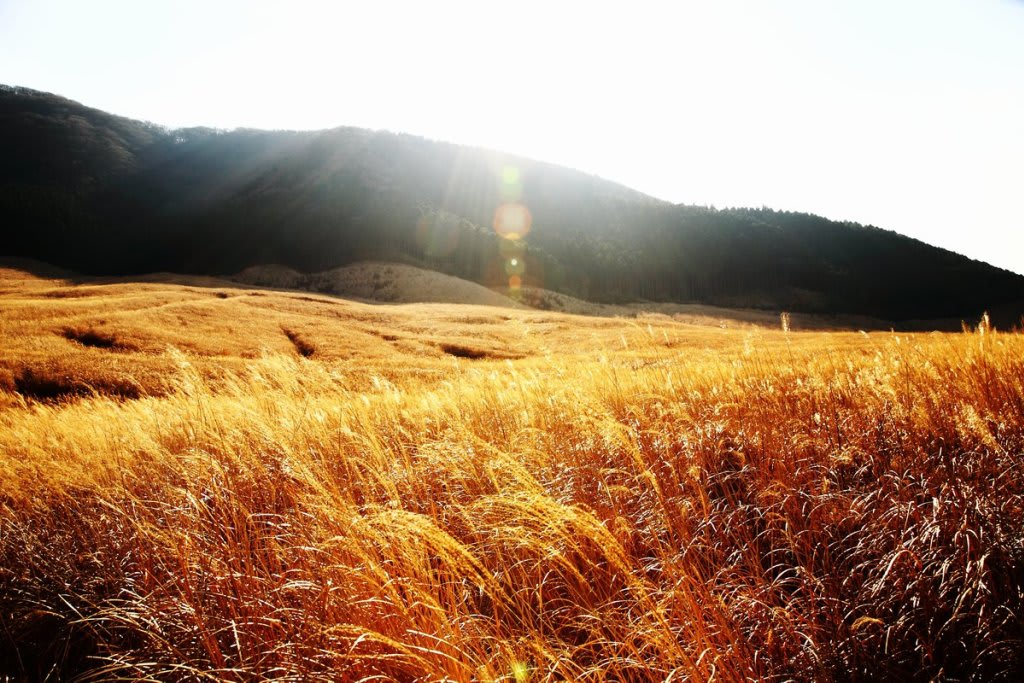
[2,85,1022,324]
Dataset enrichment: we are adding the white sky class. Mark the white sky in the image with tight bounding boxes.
[2,0,1023,274]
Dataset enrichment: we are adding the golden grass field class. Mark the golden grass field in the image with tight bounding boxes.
[1,263,1023,681]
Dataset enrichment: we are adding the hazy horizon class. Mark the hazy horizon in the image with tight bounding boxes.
[2,0,1022,275]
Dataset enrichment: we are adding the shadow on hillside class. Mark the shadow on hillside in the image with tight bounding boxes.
[2,257,1021,332]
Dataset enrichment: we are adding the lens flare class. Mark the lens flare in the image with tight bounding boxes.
[500,165,523,202]
[492,168,532,292]
[502,166,520,185]
[504,256,525,277]
[493,202,532,239]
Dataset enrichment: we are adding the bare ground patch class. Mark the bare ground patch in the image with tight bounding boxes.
[61,326,134,351]
[11,366,144,401]
[439,342,525,360]
[282,327,317,358]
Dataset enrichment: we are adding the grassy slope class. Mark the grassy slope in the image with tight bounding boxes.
[231,260,901,329]
[1,266,1023,681]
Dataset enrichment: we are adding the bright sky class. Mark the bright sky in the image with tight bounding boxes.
[2,0,1023,274]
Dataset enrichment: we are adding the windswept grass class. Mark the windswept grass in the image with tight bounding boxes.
[1,268,1023,681]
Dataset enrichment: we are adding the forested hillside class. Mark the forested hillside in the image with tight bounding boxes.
[2,84,1022,323]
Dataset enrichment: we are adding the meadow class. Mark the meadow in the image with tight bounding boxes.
[1,264,1022,681]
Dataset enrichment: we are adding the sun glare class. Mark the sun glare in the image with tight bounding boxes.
[493,203,531,241]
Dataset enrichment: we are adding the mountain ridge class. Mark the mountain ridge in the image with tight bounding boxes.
[2,84,1022,325]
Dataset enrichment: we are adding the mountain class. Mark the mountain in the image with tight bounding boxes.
[2,84,1022,325]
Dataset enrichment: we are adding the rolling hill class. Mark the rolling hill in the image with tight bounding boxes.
[2,84,1022,325]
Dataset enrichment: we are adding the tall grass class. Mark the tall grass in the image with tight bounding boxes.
[1,323,1023,680]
